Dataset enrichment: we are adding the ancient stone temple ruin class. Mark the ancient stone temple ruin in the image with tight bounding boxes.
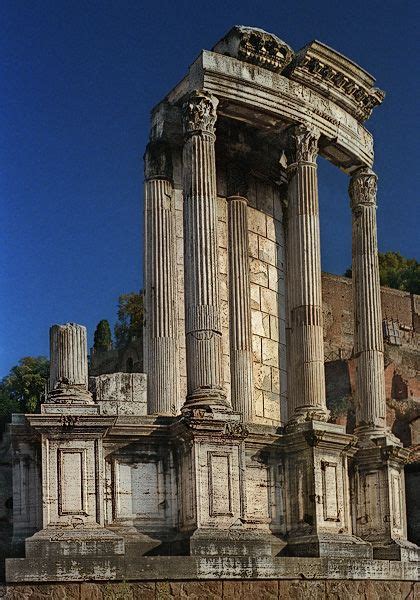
[5,26,420,586]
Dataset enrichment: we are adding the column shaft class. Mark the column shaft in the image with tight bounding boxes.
[182,91,227,408]
[48,323,92,403]
[144,174,179,415]
[227,195,253,421]
[286,125,328,423]
[349,168,386,433]
[50,324,88,389]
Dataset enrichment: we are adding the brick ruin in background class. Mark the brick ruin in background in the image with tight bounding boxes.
[4,26,420,586]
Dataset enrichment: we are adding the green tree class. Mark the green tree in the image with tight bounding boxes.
[345,252,420,294]
[0,356,49,428]
[93,319,112,353]
[114,292,144,350]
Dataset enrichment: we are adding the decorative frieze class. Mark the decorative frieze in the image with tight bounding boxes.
[212,25,294,73]
[285,40,385,122]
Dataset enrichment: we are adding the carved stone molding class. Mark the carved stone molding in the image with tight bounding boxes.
[223,421,249,438]
[182,90,219,137]
[286,124,320,166]
[349,167,378,210]
[297,56,384,121]
[285,40,385,122]
[213,26,294,73]
[60,415,79,429]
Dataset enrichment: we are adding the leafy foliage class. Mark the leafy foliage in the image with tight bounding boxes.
[345,252,420,294]
[114,292,144,350]
[93,319,112,353]
[0,356,49,428]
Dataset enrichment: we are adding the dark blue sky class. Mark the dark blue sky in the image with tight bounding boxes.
[1,1,419,377]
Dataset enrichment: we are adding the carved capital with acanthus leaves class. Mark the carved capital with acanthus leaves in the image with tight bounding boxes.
[349,167,377,212]
[286,123,320,166]
[182,90,219,137]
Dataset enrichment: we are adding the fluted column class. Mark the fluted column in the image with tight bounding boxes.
[349,168,387,435]
[228,195,253,421]
[182,90,228,409]
[144,141,179,415]
[48,323,93,403]
[286,124,328,423]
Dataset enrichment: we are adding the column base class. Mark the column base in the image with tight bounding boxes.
[286,532,372,559]
[46,384,94,405]
[373,539,420,561]
[283,421,366,558]
[285,405,330,431]
[182,388,231,413]
[352,435,418,561]
[355,424,400,446]
[6,527,126,582]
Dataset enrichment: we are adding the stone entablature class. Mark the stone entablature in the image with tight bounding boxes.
[285,40,385,121]
[5,26,420,583]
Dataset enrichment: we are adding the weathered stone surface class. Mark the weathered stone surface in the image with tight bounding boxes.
[47,324,93,405]
[89,372,147,415]
[5,24,420,585]
[144,166,180,416]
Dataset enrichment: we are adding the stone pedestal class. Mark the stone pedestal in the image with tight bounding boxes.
[351,437,419,561]
[10,416,42,554]
[283,421,371,558]
[6,324,125,582]
[6,413,126,582]
[175,412,274,557]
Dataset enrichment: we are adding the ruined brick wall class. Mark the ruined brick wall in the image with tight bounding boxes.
[0,580,419,599]
[322,273,420,443]
[322,274,420,547]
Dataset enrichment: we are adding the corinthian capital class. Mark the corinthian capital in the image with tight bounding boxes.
[286,123,320,165]
[182,90,219,137]
[349,167,377,211]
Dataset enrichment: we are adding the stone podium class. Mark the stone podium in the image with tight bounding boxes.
[6,26,420,584]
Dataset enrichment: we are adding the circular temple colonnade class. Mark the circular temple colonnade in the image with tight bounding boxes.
[6,26,419,585]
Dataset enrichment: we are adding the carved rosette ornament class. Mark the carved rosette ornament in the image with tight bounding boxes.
[182,91,219,137]
[286,124,320,166]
